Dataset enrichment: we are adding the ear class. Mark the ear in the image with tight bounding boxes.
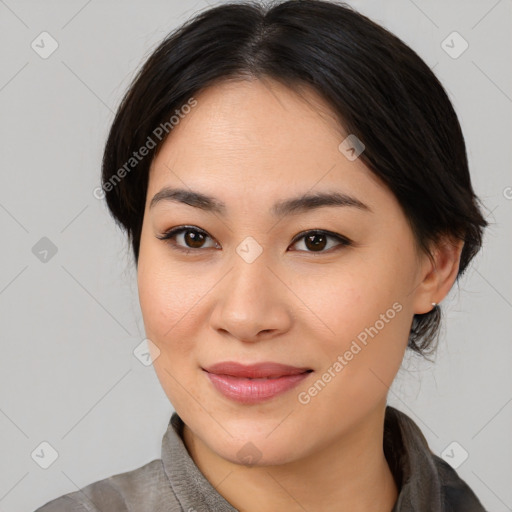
[412,235,465,315]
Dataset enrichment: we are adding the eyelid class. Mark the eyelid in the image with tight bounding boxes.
[156,225,352,254]
[156,225,219,253]
[289,229,351,248]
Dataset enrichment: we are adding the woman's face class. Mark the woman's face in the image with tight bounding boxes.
[137,78,433,465]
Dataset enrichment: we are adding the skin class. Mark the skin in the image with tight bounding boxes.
[137,78,464,512]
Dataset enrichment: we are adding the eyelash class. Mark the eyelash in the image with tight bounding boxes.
[156,226,352,255]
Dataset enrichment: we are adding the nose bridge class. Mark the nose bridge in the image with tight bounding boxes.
[227,241,276,305]
[211,241,291,340]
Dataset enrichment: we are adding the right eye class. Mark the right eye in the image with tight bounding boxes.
[156,226,219,253]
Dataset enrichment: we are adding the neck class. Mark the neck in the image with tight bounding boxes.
[182,403,399,512]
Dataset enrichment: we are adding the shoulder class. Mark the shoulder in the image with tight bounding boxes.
[33,458,181,512]
[432,455,487,512]
[34,494,88,512]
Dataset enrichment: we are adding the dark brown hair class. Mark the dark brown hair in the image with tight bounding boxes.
[101,0,488,356]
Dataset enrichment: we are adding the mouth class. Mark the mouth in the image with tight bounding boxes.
[202,361,313,379]
[201,362,314,404]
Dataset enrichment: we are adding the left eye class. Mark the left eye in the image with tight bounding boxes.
[290,229,351,253]
[157,226,351,254]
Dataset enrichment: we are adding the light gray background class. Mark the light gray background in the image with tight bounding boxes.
[1,0,510,511]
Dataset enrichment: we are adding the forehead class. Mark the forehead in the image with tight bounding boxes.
[147,78,385,209]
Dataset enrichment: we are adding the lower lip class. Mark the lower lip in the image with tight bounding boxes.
[204,370,312,404]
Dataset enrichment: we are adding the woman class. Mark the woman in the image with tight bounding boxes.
[36,1,488,510]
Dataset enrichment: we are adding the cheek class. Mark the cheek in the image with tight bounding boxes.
[138,262,205,345]
[137,255,211,409]
[297,252,411,335]
[292,287,410,423]
[137,238,200,362]
[295,253,413,389]
[137,232,205,331]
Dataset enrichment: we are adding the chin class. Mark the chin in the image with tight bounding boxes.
[205,428,304,467]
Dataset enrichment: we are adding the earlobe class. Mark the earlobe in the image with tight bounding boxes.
[413,236,464,315]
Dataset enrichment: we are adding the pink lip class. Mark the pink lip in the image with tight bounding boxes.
[202,361,312,378]
[202,361,313,404]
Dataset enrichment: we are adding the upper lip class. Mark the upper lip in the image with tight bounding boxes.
[202,361,313,378]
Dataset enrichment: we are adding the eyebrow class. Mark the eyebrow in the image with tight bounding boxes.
[149,187,372,217]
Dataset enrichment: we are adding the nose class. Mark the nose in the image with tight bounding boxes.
[209,250,293,343]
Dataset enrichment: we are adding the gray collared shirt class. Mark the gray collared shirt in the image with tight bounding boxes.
[35,406,486,511]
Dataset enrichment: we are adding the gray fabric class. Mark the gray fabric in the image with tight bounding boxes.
[385,407,486,512]
[34,406,486,512]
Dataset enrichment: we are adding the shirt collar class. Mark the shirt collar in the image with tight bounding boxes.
[162,412,238,511]
[160,405,481,512]
[384,405,443,511]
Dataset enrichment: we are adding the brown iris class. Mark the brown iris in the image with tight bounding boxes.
[304,233,327,252]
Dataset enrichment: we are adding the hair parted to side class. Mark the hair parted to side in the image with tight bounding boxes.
[101,0,488,357]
